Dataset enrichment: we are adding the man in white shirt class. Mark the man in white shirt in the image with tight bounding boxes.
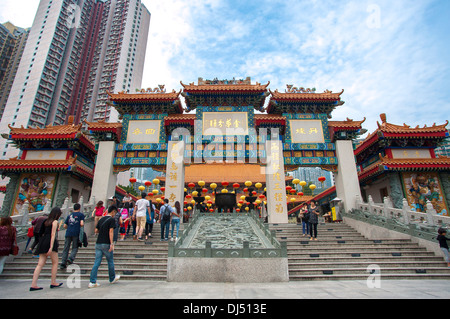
[133,192,150,241]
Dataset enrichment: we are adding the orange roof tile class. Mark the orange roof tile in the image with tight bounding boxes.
[181,81,269,92]
[328,118,366,129]
[107,90,181,102]
[270,89,344,101]
[0,156,77,171]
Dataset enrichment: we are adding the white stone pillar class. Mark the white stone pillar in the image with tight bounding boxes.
[334,139,362,213]
[165,140,186,222]
[265,140,289,224]
[91,141,117,207]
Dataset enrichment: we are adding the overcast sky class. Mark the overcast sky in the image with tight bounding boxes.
[1,0,449,135]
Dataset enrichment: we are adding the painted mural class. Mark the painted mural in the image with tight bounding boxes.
[13,173,57,216]
[402,172,449,216]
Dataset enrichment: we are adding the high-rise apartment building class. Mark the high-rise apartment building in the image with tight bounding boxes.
[0,22,29,120]
[0,0,150,160]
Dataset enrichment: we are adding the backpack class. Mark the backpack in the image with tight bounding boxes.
[160,204,171,222]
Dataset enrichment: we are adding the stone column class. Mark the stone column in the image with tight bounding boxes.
[91,140,117,207]
[334,139,362,213]
[0,174,20,217]
[165,140,186,223]
[265,140,288,224]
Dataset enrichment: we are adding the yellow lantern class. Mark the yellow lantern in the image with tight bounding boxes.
[240,195,246,200]
[255,182,262,189]
[190,200,195,205]
[309,184,317,190]
[156,198,161,203]
[207,203,211,207]
[264,188,267,192]
[138,185,145,192]
[210,183,217,190]
[152,178,160,185]
[291,198,296,202]
[300,181,307,187]
[198,181,205,187]
[245,181,252,187]
[237,203,242,207]
[221,188,228,193]
[245,207,249,211]
[192,191,198,197]
[293,179,300,185]
[205,195,211,201]
[152,189,158,195]
[264,201,267,205]
[187,206,192,211]
[255,199,261,205]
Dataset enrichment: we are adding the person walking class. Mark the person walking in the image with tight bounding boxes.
[30,207,63,291]
[60,203,85,269]
[308,201,320,241]
[299,206,310,237]
[134,192,150,241]
[145,201,156,240]
[0,217,18,274]
[160,199,174,241]
[92,201,106,230]
[437,228,450,267]
[170,201,181,242]
[119,202,131,241]
[28,214,48,256]
[88,205,120,288]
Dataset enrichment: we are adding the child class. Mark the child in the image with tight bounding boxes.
[437,228,450,267]
[119,202,131,241]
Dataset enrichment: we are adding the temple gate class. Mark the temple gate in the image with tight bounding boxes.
[86,78,366,223]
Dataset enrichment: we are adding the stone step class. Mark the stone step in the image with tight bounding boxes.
[288,255,444,263]
[289,273,450,281]
[288,267,450,276]
[288,260,448,269]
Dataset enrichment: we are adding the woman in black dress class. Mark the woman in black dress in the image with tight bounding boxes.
[30,207,62,291]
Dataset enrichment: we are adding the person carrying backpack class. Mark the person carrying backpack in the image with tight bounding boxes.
[159,199,174,241]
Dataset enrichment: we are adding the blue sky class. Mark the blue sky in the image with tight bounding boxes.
[1,0,449,135]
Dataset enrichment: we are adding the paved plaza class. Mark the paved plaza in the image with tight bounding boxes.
[1,279,449,299]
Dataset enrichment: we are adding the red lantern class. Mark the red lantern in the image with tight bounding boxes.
[184,201,188,205]
[148,192,153,197]
[209,209,214,212]
[221,181,229,187]
[290,189,296,194]
[233,183,240,189]
[144,180,152,187]
[318,176,326,183]
[286,186,292,192]
[202,188,208,193]
[186,194,192,199]
[259,194,265,199]
[129,177,137,184]
[161,196,165,200]
[238,200,244,204]
[160,187,165,192]
[243,188,248,193]
[298,192,304,197]
[252,191,257,195]
[207,200,213,205]
[236,208,240,212]
[188,182,195,189]
[184,208,187,212]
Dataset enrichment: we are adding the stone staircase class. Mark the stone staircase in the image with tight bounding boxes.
[0,224,181,281]
[270,222,450,281]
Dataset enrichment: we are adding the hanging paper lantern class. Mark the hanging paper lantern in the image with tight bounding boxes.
[185,194,192,199]
[188,182,195,189]
[255,199,261,205]
[161,196,165,200]
[318,176,326,183]
[238,200,244,204]
[237,203,242,207]
[148,192,153,197]
[245,181,252,187]
[183,201,188,205]
[192,191,198,197]
[252,191,257,195]
[209,208,214,212]
[245,207,249,211]
[184,208,187,212]
[240,195,246,200]
[152,189,158,195]
[210,183,217,190]
[188,206,192,211]
[156,198,161,203]
[292,179,300,185]
[144,181,152,187]
[160,187,165,192]
[205,195,211,201]
[300,181,307,187]
[207,200,213,205]
[233,183,240,189]
[221,181,229,187]
[290,189,296,194]
[221,188,228,193]
[236,208,240,212]
[243,188,248,193]
[298,192,304,197]
[309,184,317,190]
[202,188,208,193]
[259,194,265,199]
[286,186,292,192]
[207,203,211,207]
[129,177,137,184]
[291,198,296,202]
[184,188,187,192]
[198,181,205,187]
[255,182,262,189]
[190,200,195,205]
[138,185,145,191]
[152,179,160,185]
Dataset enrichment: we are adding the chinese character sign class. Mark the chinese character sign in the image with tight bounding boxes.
[289,120,325,143]
[165,141,186,214]
[202,112,248,136]
[265,140,288,224]
[126,120,161,144]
